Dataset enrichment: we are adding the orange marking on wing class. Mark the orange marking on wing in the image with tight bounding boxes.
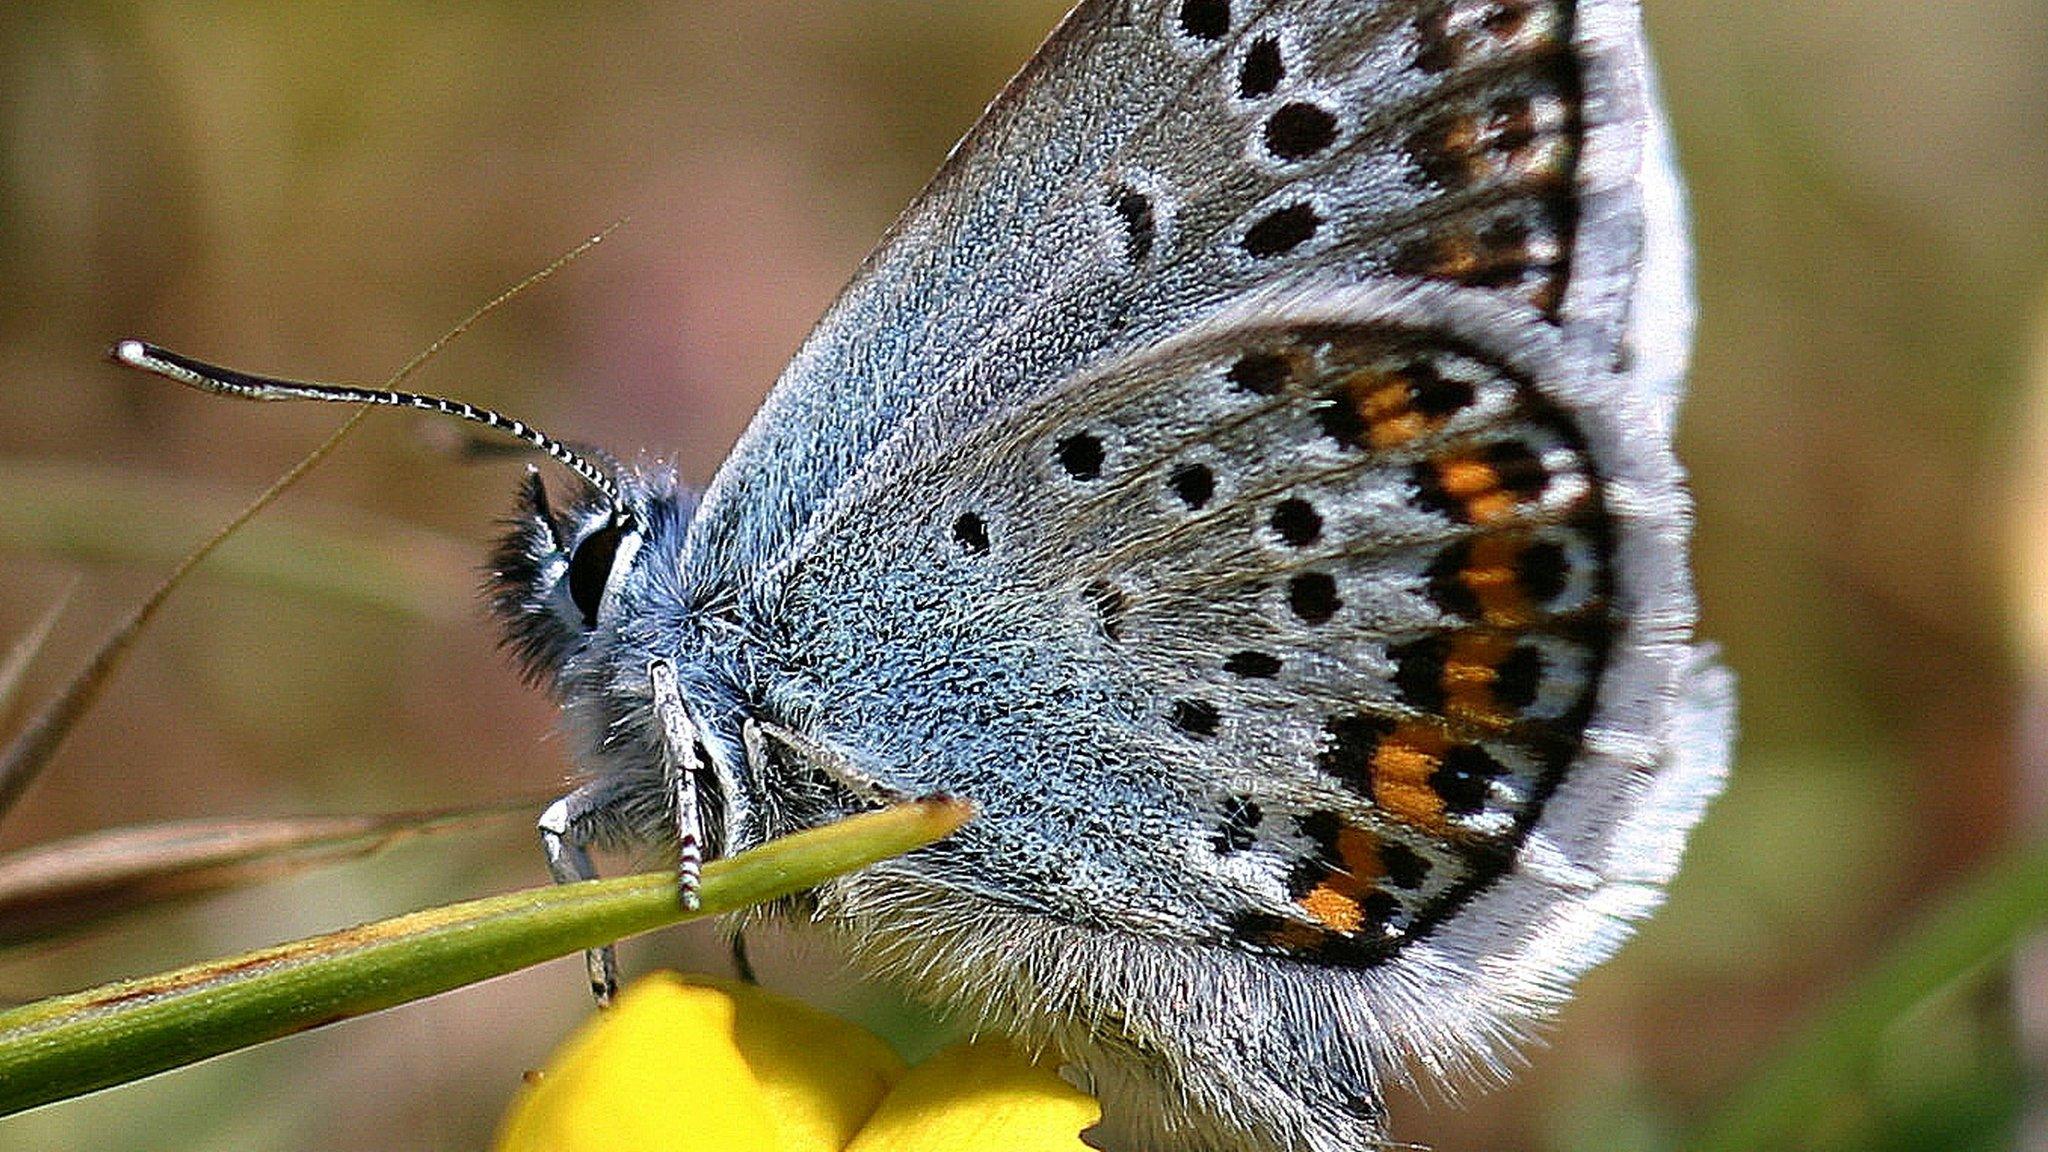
[1429,236,1480,280]
[1285,822,1398,940]
[1345,371,1428,449]
[1437,115,1490,187]
[1441,115,1480,158]
[1332,823,1385,882]
[1459,534,1536,627]
[1371,723,1450,832]
[1299,884,1366,933]
[1433,455,1516,524]
[1443,630,1518,727]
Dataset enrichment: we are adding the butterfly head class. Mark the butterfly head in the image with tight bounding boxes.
[490,458,747,860]
[487,463,698,694]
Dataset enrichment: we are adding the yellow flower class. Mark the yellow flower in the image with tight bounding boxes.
[494,973,1100,1152]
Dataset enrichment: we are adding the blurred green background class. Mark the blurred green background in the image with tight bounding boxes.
[1,2,2045,1149]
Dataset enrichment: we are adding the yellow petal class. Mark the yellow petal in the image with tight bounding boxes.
[699,973,906,1151]
[494,972,905,1152]
[843,1040,1101,1152]
[494,973,773,1152]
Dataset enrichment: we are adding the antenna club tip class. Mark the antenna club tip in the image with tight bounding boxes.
[109,339,152,367]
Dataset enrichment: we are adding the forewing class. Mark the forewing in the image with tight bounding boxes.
[684,0,1680,582]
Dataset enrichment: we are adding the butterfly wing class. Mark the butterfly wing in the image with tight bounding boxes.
[748,280,1726,1150]
[688,3,1718,1148]
[683,0,1686,587]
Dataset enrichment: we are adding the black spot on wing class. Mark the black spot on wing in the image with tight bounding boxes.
[1227,352,1291,396]
[1177,0,1230,40]
[1288,571,1340,624]
[1109,185,1155,262]
[1170,698,1222,736]
[1168,462,1215,509]
[1224,650,1281,678]
[1239,35,1283,98]
[1270,497,1322,547]
[1264,102,1338,160]
[1056,432,1106,480]
[1243,203,1320,257]
[952,512,989,554]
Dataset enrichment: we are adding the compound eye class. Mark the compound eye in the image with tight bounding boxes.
[566,519,628,628]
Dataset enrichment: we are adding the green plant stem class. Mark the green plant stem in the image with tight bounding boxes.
[0,799,970,1116]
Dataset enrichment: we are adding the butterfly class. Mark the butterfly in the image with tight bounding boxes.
[118,0,1732,1148]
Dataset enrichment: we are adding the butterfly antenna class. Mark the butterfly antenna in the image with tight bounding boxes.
[109,339,634,529]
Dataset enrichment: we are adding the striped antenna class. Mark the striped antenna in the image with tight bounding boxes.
[110,339,631,524]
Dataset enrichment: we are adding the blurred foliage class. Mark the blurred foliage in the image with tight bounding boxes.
[0,1,2044,1149]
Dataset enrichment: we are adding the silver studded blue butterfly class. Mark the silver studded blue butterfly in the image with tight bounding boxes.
[121,1,1733,1148]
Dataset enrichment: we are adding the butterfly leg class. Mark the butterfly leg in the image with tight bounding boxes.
[537,781,628,1005]
[648,658,706,911]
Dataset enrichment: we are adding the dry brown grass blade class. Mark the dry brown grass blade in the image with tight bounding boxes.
[0,581,77,736]
[0,802,537,949]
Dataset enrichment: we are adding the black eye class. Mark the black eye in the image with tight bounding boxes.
[567,520,627,628]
